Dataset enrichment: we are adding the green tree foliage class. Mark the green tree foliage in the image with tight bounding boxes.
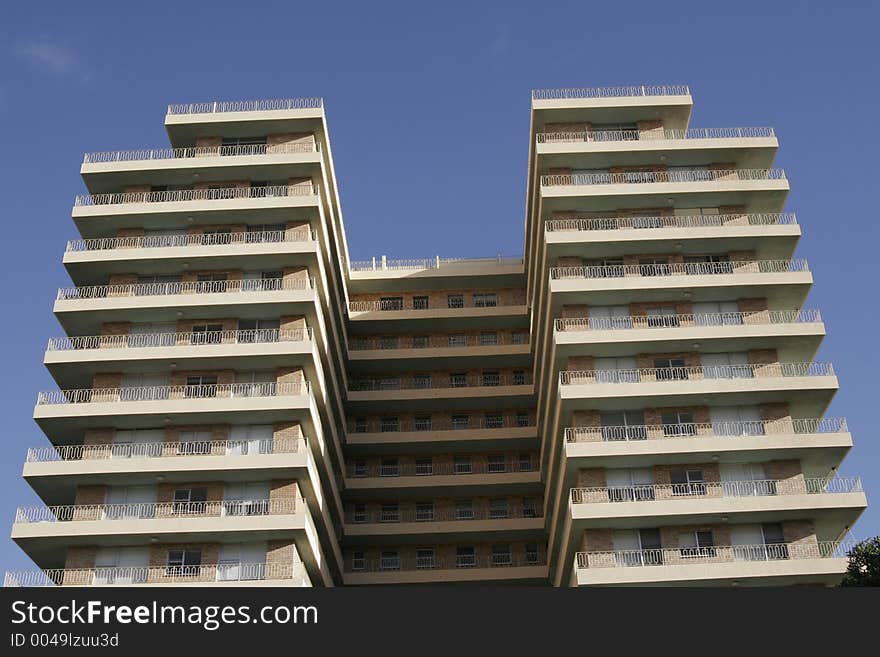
[840,537,880,587]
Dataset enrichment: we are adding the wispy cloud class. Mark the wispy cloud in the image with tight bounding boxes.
[488,25,511,58]
[12,38,92,82]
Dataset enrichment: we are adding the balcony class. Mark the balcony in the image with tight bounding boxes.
[5,562,310,587]
[83,142,318,165]
[345,416,538,449]
[347,373,534,409]
[348,333,530,367]
[567,476,865,527]
[553,309,823,356]
[531,86,692,114]
[344,554,548,585]
[347,298,528,329]
[558,362,837,411]
[548,259,811,307]
[563,417,852,468]
[344,457,540,493]
[537,126,775,145]
[573,540,855,586]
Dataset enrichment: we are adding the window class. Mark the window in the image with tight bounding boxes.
[412,335,429,348]
[245,222,285,243]
[456,547,476,568]
[184,375,218,398]
[511,331,527,345]
[760,523,789,560]
[693,301,742,326]
[481,371,501,387]
[237,319,280,343]
[379,377,401,390]
[166,549,201,577]
[454,456,473,474]
[352,459,367,477]
[449,372,468,388]
[448,334,467,347]
[380,458,400,477]
[353,417,368,433]
[646,306,679,328]
[587,305,632,330]
[191,323,224,345]
[639,258,672,277]
[522,498,539,518]
[447,294,464,309]
[451,414,470,430]
[614,528,663,567]
[485,412,503,429]
[606,468,655,502]
[455,500,474,520]
[415,502,434,521]
[220,135,267,154]
[353,504,367,523]
[178,430,212,456]
[583,257,625,278]
[491,545,512,566]
[671,469,706,496]
[679,530,716,559]
[351,551,365,571]
[702,352,752,380]
[413,374,433,389]
[518,453,533,472]
[473,293,497,308]
[654,358,688,381]
[415,457,433,475]
[414,415,432,431]
[489,498,509,519]
[380,296,403,311]
[594,356,639,384]
[416,548,435,570]
[379,550,400,571]
[379,336,399,350]
[172,487,207,515]
[200,227,233,245]
[525,544,539,565]
[591,122,639,141]
[380,504,399,522]
[196,272,229,293]
[380,417,399,432]
[662,411,697,437]
[516,411,530,428]
[600,411,647,441]
[487,454,506,473]
[685,254,732,275]
[710,406,763,436]
[412,296,429,310]
[512,370,527,385]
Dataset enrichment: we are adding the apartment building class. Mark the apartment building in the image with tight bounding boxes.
[5,85,866,587]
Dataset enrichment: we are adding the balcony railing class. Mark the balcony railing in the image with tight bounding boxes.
[36,381,309,406]
[347,554,546,573]
[350,373,532,392]
[541,168,786,187]
[349,333,528,351]
[66,228,316,252]
[347,416,536,433]
[14,498,298,524]
[550,258,808,280]
[565,417,848,443]
[167,98,323,115]
[532,86,690,101]
[349,255,524,272]
[569,476,863,504]
[559,361,834,386]
[346,458,538,478]
[348,298,523,312]
[74,183,317,207]
[545,212,796,233]
[83,142,319,164]
[5,562,307,587]
[537,126,775,144]
[26,437,306,463]
[575,540,857,570]
[47,327,311,351]
[555,309,821,333]
[57,276,314,301]
[346,503,543,524]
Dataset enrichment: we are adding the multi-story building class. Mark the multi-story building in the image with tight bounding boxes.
[5,85,867,587]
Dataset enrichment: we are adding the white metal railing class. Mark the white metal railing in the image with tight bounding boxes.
[555,309,821,333]
[531,85,690,100]
[559,361,834,385]
[347,554,546,573]
[36,381,309,405]
[4,562,307,587]
[564,417,848,443]
[26,436,306,463]
[74,183,317,207]
[541,168,786,187]
[575,540,858,570]
[47,327,311,351]
[350,373,531,392]
[545,212,796,233]
[167,98,323,115]
[57,276,314,300]
[348,255,524,272]
[83,142,319,164]
[14,498,298,524]
[569,476,862,504]
[348,297,521,312]
[550,258,808,280]
[347,457,538,478]
[349,333,528,351]
[536,126,775,144]
[348,416,536,433]
[66,228,316,252]
[346,502,543,523]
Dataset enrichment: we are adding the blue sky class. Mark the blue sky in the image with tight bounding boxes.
[1,0,877,572]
